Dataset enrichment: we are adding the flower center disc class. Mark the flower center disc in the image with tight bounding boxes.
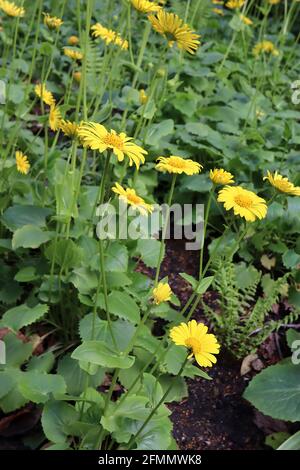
[185,337,202,354]
[127,191,142,205]
[234,194,253,208]
[169,157,185,169]
[104,132,124,150]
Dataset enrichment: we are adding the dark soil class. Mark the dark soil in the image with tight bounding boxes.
[138,238,292,451]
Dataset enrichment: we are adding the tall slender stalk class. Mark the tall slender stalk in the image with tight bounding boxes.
[154,174,177,285]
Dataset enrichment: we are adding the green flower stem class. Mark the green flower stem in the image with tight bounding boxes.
[190,0,202,26]
[95,152,117,348]
[98,237,118,350]
[154,173,177,286]
[132,20,152,89]
[217,31,238,75]
[185,223,249,321]
[126,355,189,450]
[27,0,44,85]
[199,188,213,280]
[96,367,120,449]
[123,304,152,356]
[127,1,135,65]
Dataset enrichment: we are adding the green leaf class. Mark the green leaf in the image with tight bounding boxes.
[136,239,164,268]
[179,273,198,290]
[105,243,128,272]
[135,417,172,450]
[158,375,188,402]
[180,174,212,193]
[71,341,135,369]
[196,276,214,294]
[57,354,105,396]
[145,119,174,147]
[96,291,140,324]
[244,361,300,421]
[1,205,52,231]
[282,250,300,269]
[12,225,51,250]
[19,371,67,404]
[265,432,291,450]
[277,431,300,450]
[142,373,163,407]
[0,368,29,412]
[70,267,98,294]
[79,315,136,351]
[14,266,38,282]
[0,371,14,398]
[2,333,33,367]
[45,239,83,269]
[1,303,48,331]
[27,352,55,373]
[41,401,79,444]
[8,84,25,104]
[286,329,300,349]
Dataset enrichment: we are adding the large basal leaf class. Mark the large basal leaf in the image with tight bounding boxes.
[79,314,135,351]
[96,291,140,324]
[1,205,52,231]
[18,370,67,404]
[277,431,300,450]
[70,267,98,294]
[2,333,33,367]
[136,239,164,268]
[12,225,51,250]
[0,371,15,399]
[71,341,135,369]
[45,239,83,269]
[57,354,105,396]
[0,368,29,413]
[41,401,79,444]
[105,243,128,272]
[244,361,300,422]
[1,303,48,331]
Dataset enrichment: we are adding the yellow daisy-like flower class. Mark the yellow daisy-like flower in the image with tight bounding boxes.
[253,40,279,57]
[34,83,55,106]
[114,34,129,50]
[49,105,62,131]
[210,168,234,185]
[15,151,30,175]
[240,14,253,25]
[63,47,83,61]
[131,0,161,13]
[78,122,147,169]
[263,171,300,197]
[170,320,220,368]
[68,35,79,46]
[226,0,245,8]
[60,120,79,138]
[156,156,202,176]
[268,0,280,4]
[91,23,128,50]
[139,89,148,105]
[73,71,81,82]
[218,186,268,222]
[112,182,153,215]
[91,23,115,43]
[212,0,224,4]
[43,12,63,30]
[212,7,225,15]
[152,282,172,304]
[148,10,200,54]
[0,0,25,17]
